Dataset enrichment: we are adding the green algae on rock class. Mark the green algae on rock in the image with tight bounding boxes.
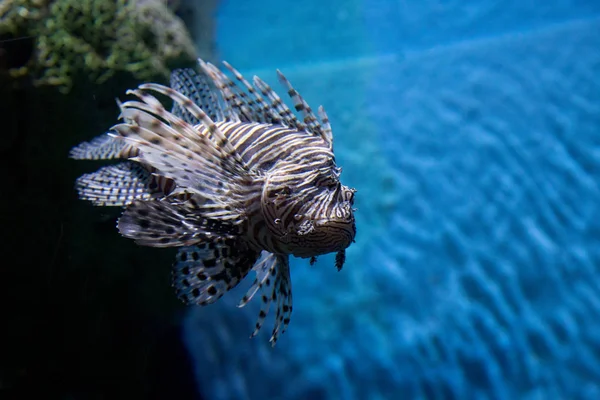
[0,0,196,93]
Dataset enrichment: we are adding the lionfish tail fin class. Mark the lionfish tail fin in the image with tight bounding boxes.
[172,240,259,305]
[117,200,240,247]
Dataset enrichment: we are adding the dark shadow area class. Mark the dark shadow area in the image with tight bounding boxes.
[147,326,201,400]
[0,68,202,400]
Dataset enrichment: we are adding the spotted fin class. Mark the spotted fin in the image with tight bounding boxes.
[69,133,138,160]
[75,162,177,206]
[200,59,302,128]
[238,253,292,346]
[199,60,253,123]
[252,75,306,131]
[220,61,288,125]
[117,200,241,247]
[75,162,153,206]
[111,83,256,218]
[69,68,221,161]
[276,70,333,149]
[71,67,259,220]
[170,68,226,123]
[317,105,333,151]
[173,240,259,305]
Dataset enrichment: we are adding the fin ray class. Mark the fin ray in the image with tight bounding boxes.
[69,133,137,160]
[170,68,226,123]
[117,200,240,247]
[276,70,331,147]
[137,82,249,170]
[173,240,259,305]
[75,162,153,206]
[269,256,293,345]
[111,90,258,216]
[238,254,293,345]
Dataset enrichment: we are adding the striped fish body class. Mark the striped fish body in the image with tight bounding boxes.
[198,120,355,258]
[70,60,356,345]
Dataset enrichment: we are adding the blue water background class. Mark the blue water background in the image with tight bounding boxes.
[183,1,600,399]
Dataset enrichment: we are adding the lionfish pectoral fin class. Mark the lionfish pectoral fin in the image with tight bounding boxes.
[117,200,240,247]
[69,132,136,160]
[238,253,292,346]
[172,240,259,305]
[75,161,153,206]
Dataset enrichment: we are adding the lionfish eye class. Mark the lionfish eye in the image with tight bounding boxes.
[267,185,291,198]
[323,178,338,190]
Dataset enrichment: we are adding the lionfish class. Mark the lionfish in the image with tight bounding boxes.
[70,59,357,345]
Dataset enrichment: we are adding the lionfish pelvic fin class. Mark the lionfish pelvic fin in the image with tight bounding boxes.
[238,253,293,346]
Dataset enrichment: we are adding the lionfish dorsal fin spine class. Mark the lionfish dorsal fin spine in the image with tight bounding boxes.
[221,61,261,119]
[138,83,249,171]
[221,61,284,125]
[252,76,307,132]
[201,60,276,124]
[276,70,333,149]
[170,68,225,123]
[198,60,245,122]
[317,105,334,150]
[195,61,238,121]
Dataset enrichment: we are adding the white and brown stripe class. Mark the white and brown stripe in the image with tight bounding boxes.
[70,59,357,345]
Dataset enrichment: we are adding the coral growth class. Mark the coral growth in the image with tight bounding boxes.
[0,0,196,93]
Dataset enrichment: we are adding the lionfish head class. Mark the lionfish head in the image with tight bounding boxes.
[262,161,356,259]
